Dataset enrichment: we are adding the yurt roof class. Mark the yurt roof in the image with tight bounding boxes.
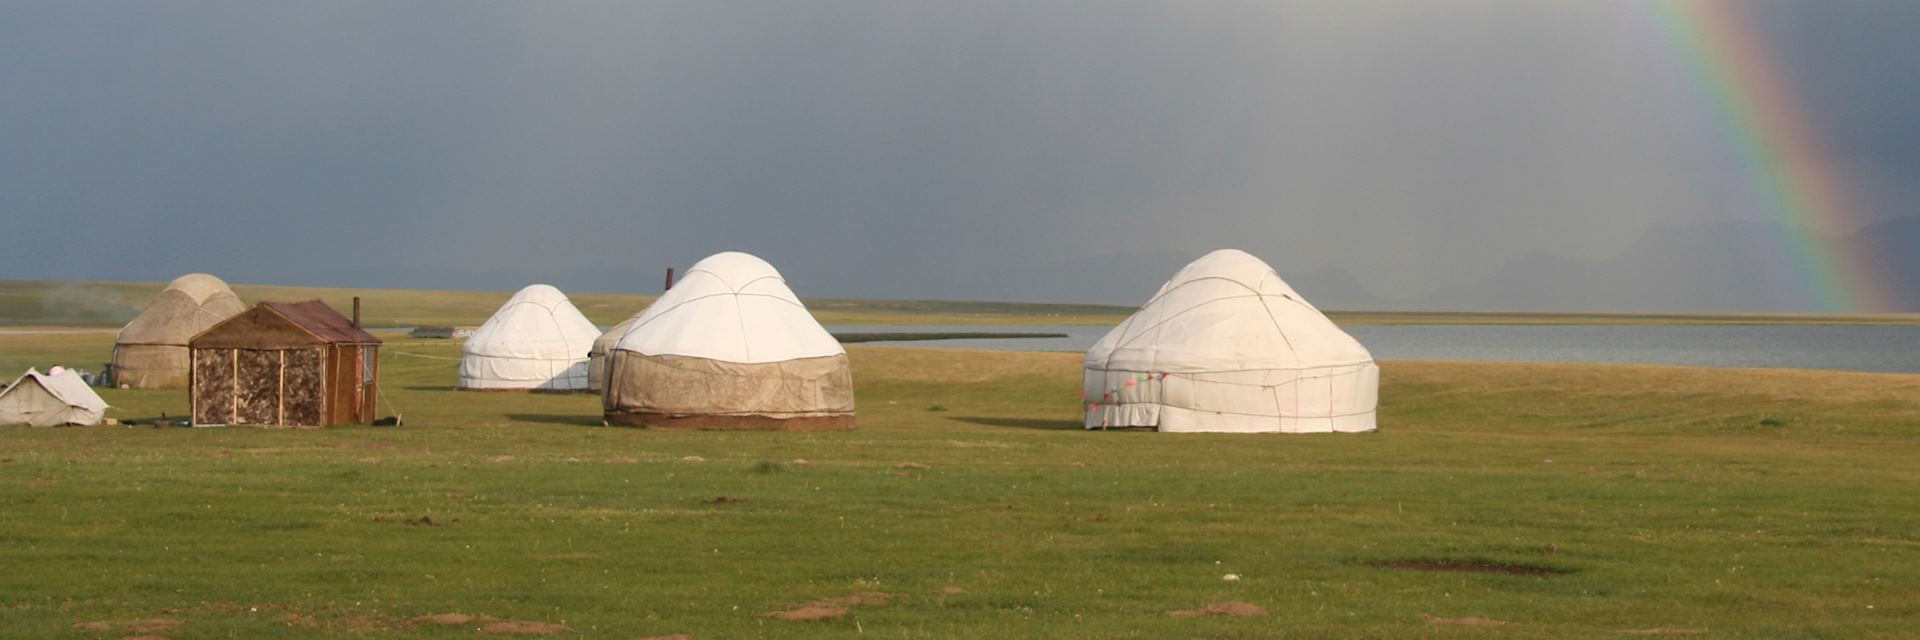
[1085,249,1373,372]
[166,273,237,305]
[116,274,246,346]
[590,310,647,358]
[611,252,843,364]
[463,284,601,360]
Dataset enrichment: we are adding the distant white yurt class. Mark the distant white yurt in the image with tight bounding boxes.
[0,368,109,427]
[458,284,602,391]
[112,273,247,389]
[603,252,853,430]
[1083,249,1378,433]
[587,310,646,392]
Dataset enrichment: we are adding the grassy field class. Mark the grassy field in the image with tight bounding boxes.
[8,279,1920,328]
[2,330,1917,638]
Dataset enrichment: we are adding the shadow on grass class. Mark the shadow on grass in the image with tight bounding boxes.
[953,416,1083,431]
[505,414,604,427]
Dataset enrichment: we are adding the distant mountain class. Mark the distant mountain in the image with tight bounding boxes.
[1416,218,1920,313]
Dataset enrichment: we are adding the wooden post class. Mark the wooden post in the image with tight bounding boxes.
[277,350,286,426]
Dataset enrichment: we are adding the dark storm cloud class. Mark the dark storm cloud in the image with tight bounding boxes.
[2,1,1916,311]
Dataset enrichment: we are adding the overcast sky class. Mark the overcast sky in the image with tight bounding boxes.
[3,1,1916,311]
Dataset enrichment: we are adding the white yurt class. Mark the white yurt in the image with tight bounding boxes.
[458,284,602,391]
[112,273,247,388]
[0,368,109,427]
[587,310,646,392]
[1083,249,1378,433]
[602,252,853,430]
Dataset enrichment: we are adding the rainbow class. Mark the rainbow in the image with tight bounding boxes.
[1644,0,1894,312]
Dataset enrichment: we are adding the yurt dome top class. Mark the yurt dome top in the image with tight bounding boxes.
[116,273,246,347]
[463,284,601,360]
[165,273,238,305]
[611,251,842,364]
[1085,249,1373,373]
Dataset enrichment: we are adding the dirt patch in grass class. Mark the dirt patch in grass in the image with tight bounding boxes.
[1421,613,1515,626]
[1168,601,1266,617]
[763,591,897,621]
[1621,629,1705,636]
[125,618,185,633]
[633,635,697,640]
[407,613,498,626]
[701,496,748,505]
[938,587,966,595]
[72,621,112,631]
[478,620,575,635]
[1372,559,1572,576]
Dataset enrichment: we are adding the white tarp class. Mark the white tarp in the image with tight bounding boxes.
[459,284,602,390]
[610,252,844,364]
[1084,249,1379,433]
[0,368,109,427]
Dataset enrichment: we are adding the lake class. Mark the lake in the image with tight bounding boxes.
[823,323,1920,374]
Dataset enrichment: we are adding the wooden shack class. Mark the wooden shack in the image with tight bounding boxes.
[188,300,381,427]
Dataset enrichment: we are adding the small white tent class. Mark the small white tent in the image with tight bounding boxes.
[0,368,109,427]
[1083,249,1378,433]
[459,284,602,391]
[603,252,854,430]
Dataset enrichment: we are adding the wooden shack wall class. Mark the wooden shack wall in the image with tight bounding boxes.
[325,345,376,425]
[192,348,235,425]
[190,346,331,427]
[284,347,325,426]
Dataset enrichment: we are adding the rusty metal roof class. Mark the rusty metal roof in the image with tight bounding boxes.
[263,301,382,344]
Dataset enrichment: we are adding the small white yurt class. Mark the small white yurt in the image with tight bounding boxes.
[1083,249,1378,433]
[587,310,646,392]
[112,273,247,388]
[0,368,109,427]
[602,252,853,430]
[459,284,602,391]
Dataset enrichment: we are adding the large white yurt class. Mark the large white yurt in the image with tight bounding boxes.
[0,368,109,427]
[458,284,602,391]
[1083,249,1378,433]
[602,252,853,430]
[112,273,247,389]
[587,310,646,392]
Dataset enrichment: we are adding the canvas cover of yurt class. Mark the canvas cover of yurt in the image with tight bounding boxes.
[112,273,246,388]
[602,252,854,430]
[459,284,602,391]
[587,310,647,392]
[0,368,109,427]
[1083,249,1379,433]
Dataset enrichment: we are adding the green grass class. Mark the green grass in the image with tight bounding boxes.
[8,279,1920,329]
[2,333,1919,638]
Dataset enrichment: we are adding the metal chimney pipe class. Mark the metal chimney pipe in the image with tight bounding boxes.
[665,268,676,291]
[352,296,361,328]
